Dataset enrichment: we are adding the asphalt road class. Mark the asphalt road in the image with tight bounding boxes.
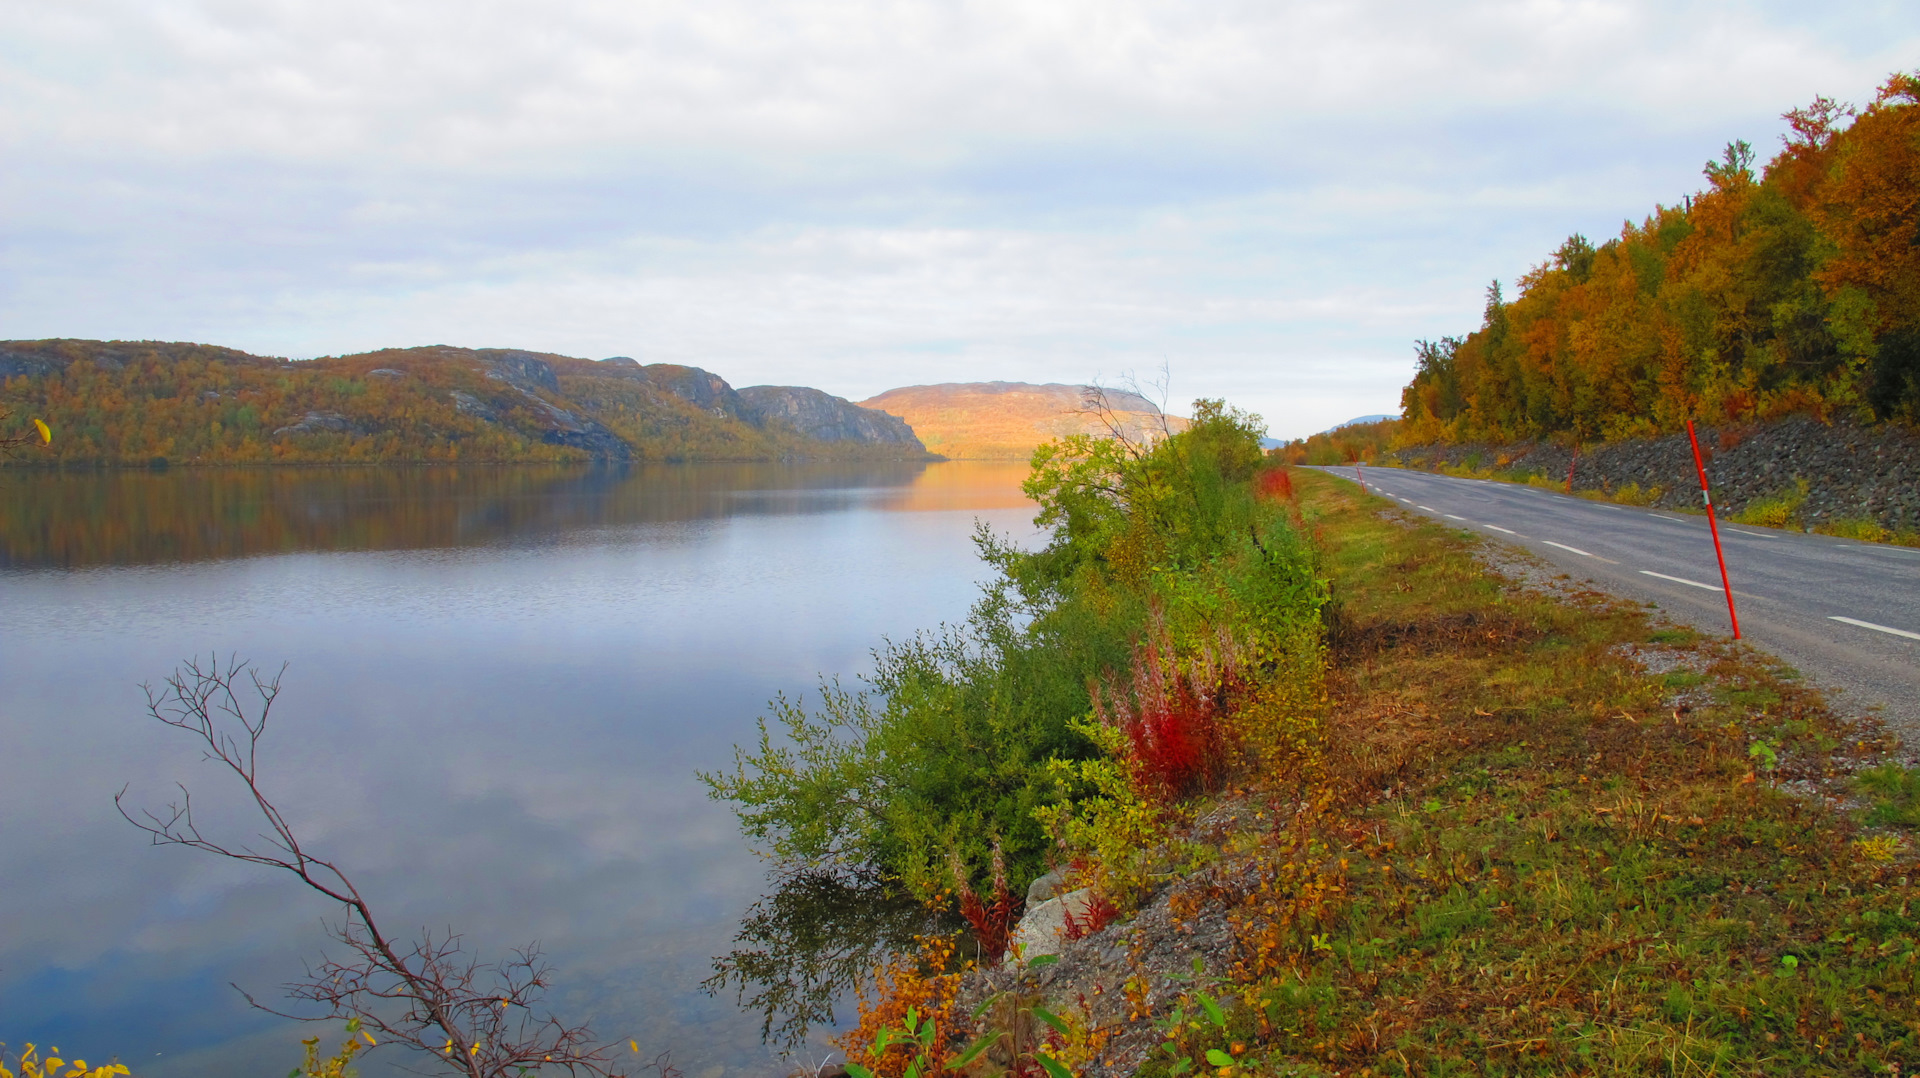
[1312,465,1920,741]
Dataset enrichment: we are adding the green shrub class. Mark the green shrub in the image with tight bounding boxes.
[1731,479,1809,529]
[703,401,1327,897]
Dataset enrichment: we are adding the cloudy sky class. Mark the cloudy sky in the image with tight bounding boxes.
[2,1,1913,437]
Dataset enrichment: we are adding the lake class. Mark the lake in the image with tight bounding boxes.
[0,461,1036,1077]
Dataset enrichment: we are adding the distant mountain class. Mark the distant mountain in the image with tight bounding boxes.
[0,340,931,465]
[1323,413,1397,433]
[860,382,1184,461]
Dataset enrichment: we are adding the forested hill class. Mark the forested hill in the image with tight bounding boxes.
[0,340,930,465]
[1402,73,1920,444]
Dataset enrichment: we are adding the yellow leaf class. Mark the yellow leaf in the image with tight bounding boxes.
[361,1031,376,1045]
[33,419,50,443]
[630,1041,639,1053]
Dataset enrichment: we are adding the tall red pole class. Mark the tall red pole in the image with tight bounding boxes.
[1686,420,1741,639]
[1566,445,1578,494]
[1355,460,1366,492]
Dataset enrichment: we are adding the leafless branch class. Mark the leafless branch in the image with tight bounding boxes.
[119,654,661,1078]
[1076,364,1176,460]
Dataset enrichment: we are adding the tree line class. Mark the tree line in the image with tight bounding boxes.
[1402,72,1920,444]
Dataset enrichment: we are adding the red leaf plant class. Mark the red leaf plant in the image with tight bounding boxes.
[1061,891,1121,941]
[950,843,1020,964]
[1253,466,1295,503]
[1090,619,1246,805]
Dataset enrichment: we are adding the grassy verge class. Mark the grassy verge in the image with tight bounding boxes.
[1129,470,1920,1076]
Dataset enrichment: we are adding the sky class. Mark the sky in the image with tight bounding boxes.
[2,2,1914,439]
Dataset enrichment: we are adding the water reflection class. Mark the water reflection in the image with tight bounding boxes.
[0,462,1035,570]
[705,869,950,1050]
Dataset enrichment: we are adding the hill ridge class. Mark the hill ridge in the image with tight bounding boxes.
[0,339,930,465]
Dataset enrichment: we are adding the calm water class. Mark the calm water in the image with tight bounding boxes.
[0,462,1035,1077]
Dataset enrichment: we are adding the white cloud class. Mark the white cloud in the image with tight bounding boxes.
[1,0,1913,436]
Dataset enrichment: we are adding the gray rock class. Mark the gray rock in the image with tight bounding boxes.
[367,368,405,379]
[450,391,499,422]
[272,411,357,437]
[477,350,561,394]
[1026,867,1067,905]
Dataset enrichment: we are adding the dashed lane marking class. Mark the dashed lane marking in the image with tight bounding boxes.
[1542,541,1593,556]
[1639,570,1723,592]
[1728,528,1775,538]
[1444,514,1466,521]
[1830,616,1920,642]
[1417,505,1437,512]
[1484,525,1516,534]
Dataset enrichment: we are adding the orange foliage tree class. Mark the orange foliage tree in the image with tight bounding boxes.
[1400,71,1920,441]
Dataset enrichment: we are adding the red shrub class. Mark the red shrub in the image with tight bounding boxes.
[951,844,1020,963]
[1062,892,1120,940]
[1254,466,1296,502]
[1091,624,1243,804]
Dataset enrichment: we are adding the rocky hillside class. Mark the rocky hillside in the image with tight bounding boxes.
[736,385,921,446]
[859,382,1183,460]
[0,340,931,466]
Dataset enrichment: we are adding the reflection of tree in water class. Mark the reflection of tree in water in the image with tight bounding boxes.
[705,868,955,1049]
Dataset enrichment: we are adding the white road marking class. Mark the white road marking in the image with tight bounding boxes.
[1830,616,1920,642]
[1484,525,1516,534]
[1542,541,1593,556]
[1728,528,1775,539]
[1444,514,1465,521]
[1640,570,1722,592]
[1417,505,1437,512]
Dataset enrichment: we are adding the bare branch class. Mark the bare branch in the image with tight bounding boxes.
[122,655,647,1077]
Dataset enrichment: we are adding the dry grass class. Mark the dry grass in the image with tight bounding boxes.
[1124,470,1920,1077]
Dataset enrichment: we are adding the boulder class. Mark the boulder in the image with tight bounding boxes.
[1026,867,1068,905]
[1008,888,1098,964]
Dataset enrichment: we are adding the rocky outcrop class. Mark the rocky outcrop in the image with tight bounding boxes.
[591,361,749,420]
[272,411,360,437]
[1386,414,1920,530]
[737,385,926,448]
[477,349,563,395]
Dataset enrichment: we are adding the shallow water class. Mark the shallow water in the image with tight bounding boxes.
[0,461,1034,1077]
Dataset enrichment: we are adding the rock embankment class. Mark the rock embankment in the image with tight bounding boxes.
[1386,414,1920,531]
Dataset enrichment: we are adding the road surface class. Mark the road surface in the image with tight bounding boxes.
[1313,465,1920,740]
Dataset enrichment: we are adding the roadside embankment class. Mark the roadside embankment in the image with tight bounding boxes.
[1386,414,1920,539]
[935,468,1920,1078]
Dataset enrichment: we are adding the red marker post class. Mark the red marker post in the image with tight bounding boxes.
[1685,419,1741,639]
